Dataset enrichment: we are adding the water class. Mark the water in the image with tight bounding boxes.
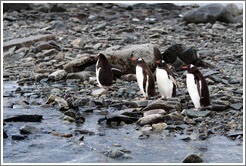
[2,81,243,163]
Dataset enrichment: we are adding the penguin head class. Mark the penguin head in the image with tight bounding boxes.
[156,60,166,67]
[182,64,198,73]
[131,58,146,64]
[96,53,107,60]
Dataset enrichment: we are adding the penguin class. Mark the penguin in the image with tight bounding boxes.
[182,64,210,109]
[156,60,177,98]
[131,58,156,99]
[95,53,113,88]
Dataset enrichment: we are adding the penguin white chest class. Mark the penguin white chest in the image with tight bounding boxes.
[156,68,173,98]
[96,60,103,87]
[136,66,148,97]
[186,73,201,108]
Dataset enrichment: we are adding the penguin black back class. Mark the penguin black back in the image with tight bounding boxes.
[96,53,113,87]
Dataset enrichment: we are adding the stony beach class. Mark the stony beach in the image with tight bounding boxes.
[2,3,244,163]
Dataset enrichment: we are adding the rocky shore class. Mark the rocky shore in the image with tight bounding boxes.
[3,3,243,163]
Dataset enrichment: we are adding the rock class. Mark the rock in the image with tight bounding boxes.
[227,131,243,138]
[101,44,162,73]
[100,115,138,126]
[72,98,90,107]
[34,73,49,82]
[181,109,211,118]
[46,94,69,110]
[74,129,95,135]
[176,135,191,141]
[91,88,108,97]
[3,34,55,51]
[4,115,43,122]
[48,70,67,81]
[70,38,84,47]
[63,115,75,122]
[120,74,137,81]
[63,55,96,73]
[33,41,61,53]
[66,71,93,81]
[137,114,164,126]
[12,135,27,141]
[230,103,243,110]
[20,125,38,134]
[51,21,67,31]
[3,129,8,139]
[142,98,181,112]
[49,4,67,12]
[52,132,73,138]
[183,3,242,23]
[3,3,32,12]
[143,109,166,117]
[169,111,184,121]
[152,123,168,132]
[107,150,124,158]
[182,154,203,163]
[212,23,226,30]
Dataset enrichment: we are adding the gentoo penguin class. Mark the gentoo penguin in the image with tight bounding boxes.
[182,64,210,109]
[131,58,156,99]
[95,53,113,88]
[156,60,177,98]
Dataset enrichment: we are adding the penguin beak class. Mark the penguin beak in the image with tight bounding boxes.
[131,58,136,61]
[156,61,160,63]
[182,66,188,69]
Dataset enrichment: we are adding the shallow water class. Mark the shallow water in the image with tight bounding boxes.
[2,81,243,163]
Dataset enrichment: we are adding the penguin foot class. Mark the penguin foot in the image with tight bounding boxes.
[193,108,199,110]
[140,97,147,101]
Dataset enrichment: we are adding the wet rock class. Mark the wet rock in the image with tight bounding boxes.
[52,132,73,138]
[66,71,93,81]
[12,135,27,141]
[182,109,211,118]
[230,103,243,110]
[75,129,95,135]
[3,129,8,139]
[48,70,67,81]
[46,94,69,110]
[183,3,242,23]
[3,34,55,51]
[137,114,164,126]
[63,115,75,122]
[63,55,96,73]
[183,154,203,163]
[20,125,38,134]
[120,74,137,82]
[64,109,76,118]
[4,115,43,122]
[142,98,181,112]
[100,115,138,126]
[101,44,162,73]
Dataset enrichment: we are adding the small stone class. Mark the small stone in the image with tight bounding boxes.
[20,125,38,134]
[63,115,75,122]
[91,88,108,97]
[230,103,243,110]
[48,70,67,81]
[109,150,124,158]
[182,109,211,118]
[152,123,167,132]
[70,38,84,47]
[12,135,27,140]
[183,154,203,163]
[74,129,95,135]
[120,74,137,82]
[143,109,166,117]
[227,131,243,137]
[137,114,164,126]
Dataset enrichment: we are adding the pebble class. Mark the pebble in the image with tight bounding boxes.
[182,154,203,163]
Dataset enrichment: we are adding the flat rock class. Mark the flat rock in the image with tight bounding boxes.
[227,131,243,137]
[4,115,43,122]
[12,135,27,141]
[137,114,164,126]
[120,74,137,81]
[3,34,55,51]
[48,70,67,81]
[230,103,243,110]
[66,71,93,81]
[143,109,166,117]
[142,98,181,112]
[182,109,211,118]
[91,88,108,97]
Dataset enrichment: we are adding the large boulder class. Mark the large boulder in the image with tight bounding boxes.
[183,3,242,23]
[100,44,162,74]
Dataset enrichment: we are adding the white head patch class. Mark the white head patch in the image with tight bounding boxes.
[162,60,165,63]
[190,64,194,68]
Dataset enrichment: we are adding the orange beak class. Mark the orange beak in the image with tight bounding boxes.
[182,66,188,69]
[131,58,136,61]
[156,61,160,63]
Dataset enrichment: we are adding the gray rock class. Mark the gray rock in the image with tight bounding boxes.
[182,109,211,118]
[120,74,137,82]
[74,129,95,135]
[66,71,93,81]
[51,21,67,31]
[137,114,164,126]
[3,129,8,139]
[48,70,67,81]
[227,131,243,137]
[12,135,27,141]
[91,88,108,97]
[143,109,166,117]
[3,3,32,12]
[183,3,242,23]
[183,154,203,163]
[230,103,243,110]
[101,44,162,73]
[20,125,38,134]
[212,23,226,30]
